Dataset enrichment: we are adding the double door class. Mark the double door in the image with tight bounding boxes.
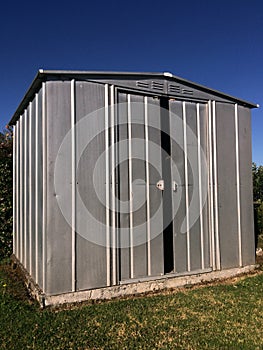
[113,90,211,282]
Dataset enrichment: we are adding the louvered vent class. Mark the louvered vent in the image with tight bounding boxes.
[182,88,193,95]
[151,81,164,91]
[136,81,149,89]
[169,84,181,94]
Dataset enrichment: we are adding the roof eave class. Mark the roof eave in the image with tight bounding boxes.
[8,70,258,126]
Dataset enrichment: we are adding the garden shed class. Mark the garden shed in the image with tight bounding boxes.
[9,70,257,305]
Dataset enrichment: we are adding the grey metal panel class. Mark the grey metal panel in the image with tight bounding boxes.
[24,109,30,270]
[216,102,239,269]
[130,93,147,278]
[20,112,25,265]
[117,92,164,280]
[169,100,187,273]
[199,103,210,268]
[11,73,257,297]
[75,81,107,290]
[15,121,20,259]
[30,99,36,280]
[238,106,255,265]
[36,88,43,288]
[117,92,130,280]
[45,81,72,294]
[147,98,163,276]
[185,102,202,271]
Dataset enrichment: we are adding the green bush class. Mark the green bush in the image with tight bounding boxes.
[0,128,13,260]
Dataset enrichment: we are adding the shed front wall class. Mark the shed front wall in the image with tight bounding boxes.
[13,78,255,296]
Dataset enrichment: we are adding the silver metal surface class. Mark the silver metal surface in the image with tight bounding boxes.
[237,106,255,266]
[29,103,32,275]
[212,101,220,270]
[71,79,76,292]
[127,94,134,279]
[105,84,110,286]
[235,103,242,267]
[196,103,205,270]
[216,102,239,269]
[35,93,39,284]
[183,101,191,272]
[144,96,151,276]
[208,101,215,270]
[24,109,28,268]
[19,115,23,262]
[110,85,117,285]
[10,72,256,296]
[42,83,47,292]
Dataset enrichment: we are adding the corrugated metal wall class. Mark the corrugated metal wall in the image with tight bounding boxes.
[13,78,255,296]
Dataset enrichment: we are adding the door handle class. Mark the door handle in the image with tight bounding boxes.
[156,180,164,191]
[172,181,178,192]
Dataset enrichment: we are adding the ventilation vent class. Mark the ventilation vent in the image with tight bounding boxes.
[136,81,149,89]
[151,81,164,91]
[182,88,193,95]
[169,84,181,94]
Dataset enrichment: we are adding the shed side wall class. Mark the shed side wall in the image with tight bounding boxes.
[216,102,239,268]
[46,81,72,294]
[238,106,255,265]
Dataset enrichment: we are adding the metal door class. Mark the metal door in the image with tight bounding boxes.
[115,91,211,283]
[169,100,211,274]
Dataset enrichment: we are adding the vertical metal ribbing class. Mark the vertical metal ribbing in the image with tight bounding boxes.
[105,84,110,286]
[235,104,242,267]
[110,85,117,285]
[16,121,20,258]
[212,101,220,270]
[127,94,134,279]
[183,101,190,272]
[13,126,16,255]
[24,110,28,268]
[71,80,76,291]
[208,101,215,270]
[42,83,47,292]
[196,104,205,270]
[144,96,151,276]
[28,103,32,275]
[19,116,23,262]
[35,94,39,284]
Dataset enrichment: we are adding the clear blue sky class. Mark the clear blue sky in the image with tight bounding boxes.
[0,0,262,164]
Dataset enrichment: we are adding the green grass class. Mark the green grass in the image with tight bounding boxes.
[0,262,263,349]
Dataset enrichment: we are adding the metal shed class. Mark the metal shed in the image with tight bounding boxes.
[9,70,257,303]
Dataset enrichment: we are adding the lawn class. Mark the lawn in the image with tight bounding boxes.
[0,260,263,350]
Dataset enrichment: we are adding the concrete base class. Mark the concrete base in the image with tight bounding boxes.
[10,256,258,308]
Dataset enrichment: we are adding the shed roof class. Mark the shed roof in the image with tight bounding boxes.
[9,70,258,125]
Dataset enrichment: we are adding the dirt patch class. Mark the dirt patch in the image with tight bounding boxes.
[0,260,35,304]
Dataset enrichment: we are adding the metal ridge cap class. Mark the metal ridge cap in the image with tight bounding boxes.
[38,69,165,77]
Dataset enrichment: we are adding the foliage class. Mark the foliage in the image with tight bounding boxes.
[253,162,263,203]
[0,262,263,349]
[253,163,263,243]
[0,127,13,260]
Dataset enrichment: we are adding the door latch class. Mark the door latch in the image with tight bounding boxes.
[156,180,164,191]
[173,181,178,192]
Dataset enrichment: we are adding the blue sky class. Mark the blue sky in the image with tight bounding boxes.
[0,0,262,164]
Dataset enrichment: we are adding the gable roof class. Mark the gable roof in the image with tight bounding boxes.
[9,70,258,125]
